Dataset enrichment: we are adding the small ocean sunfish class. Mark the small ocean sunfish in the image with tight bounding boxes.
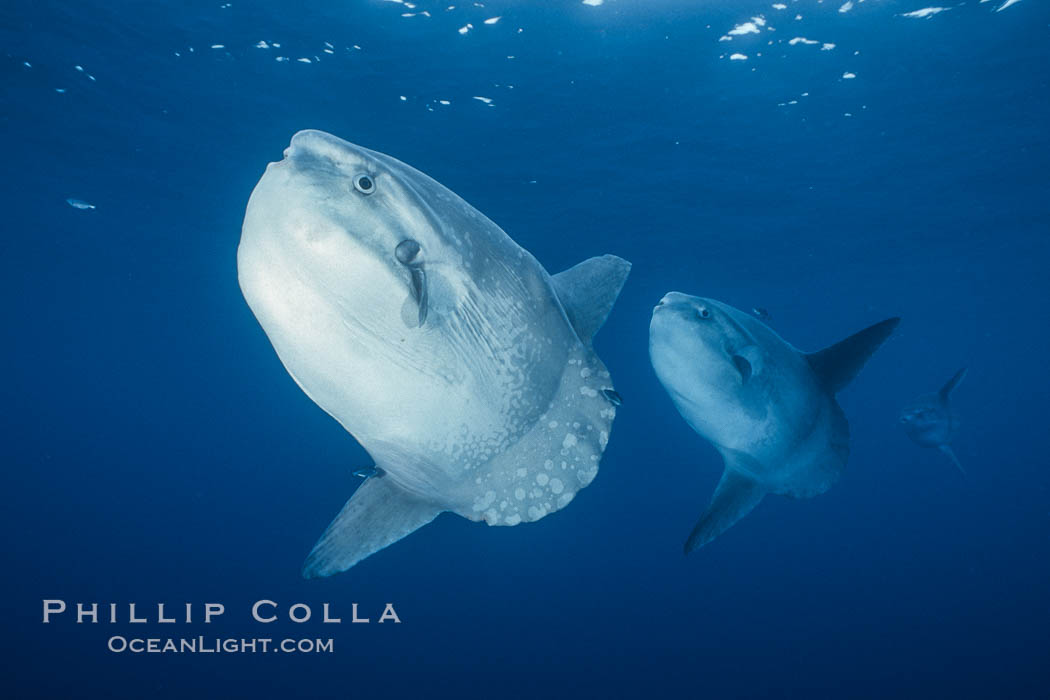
[650,293,899,552]
[66,198,96,210]
[899,368,967,475]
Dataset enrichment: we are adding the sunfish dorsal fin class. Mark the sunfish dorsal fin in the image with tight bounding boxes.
[302,475,443,578]
[939,367,967,400]
[551,254,631,344]
[805,317,900,394]
[685,453,766,554]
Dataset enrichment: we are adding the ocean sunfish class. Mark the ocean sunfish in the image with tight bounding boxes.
[237,130,631,576]
[898,368,967,475]
[649,293,899,552]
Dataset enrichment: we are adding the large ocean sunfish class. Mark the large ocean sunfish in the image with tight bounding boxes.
[649,293,899,552]
[238,130,631,576]
[898,368,967,475]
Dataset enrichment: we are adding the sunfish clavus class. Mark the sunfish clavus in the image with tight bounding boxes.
[237,130,630,576]
[649,293,899,552]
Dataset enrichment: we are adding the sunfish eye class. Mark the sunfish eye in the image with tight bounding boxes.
[353,174,375,194]
[696,306,711,320]
[395,239,421,265]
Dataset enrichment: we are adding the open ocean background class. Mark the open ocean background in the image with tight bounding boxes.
[2,1,1048,697]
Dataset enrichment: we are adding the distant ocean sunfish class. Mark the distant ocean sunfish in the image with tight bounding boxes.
[649,293,899,552]
[238,130,631,576]
[898,368,967,475]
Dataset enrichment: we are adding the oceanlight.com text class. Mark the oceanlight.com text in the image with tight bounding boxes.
[107,636,334,654]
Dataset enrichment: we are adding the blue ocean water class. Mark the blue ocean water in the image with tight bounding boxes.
[2,0,1048,697]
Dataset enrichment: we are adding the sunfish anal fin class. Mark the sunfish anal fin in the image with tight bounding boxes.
[302,475,443,578]
[685,453,766,554]
[805,317,900,394]
[551,254,631,345]
[938,445,966,476]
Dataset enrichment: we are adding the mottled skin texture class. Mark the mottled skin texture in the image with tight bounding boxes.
[238,130,619,532]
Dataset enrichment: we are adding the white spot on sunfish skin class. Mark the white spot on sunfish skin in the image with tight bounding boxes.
[505,514,522,526]
[473,490,496,511]
[563,433,578,450]
[577,465,598,486]
[548,420,558,428]
[536,473,549,486]
[580,367,592,378]
[550,478,564,494]
[598,430,609,450]
[514,488,526,500]
[527,505,547,520]
[580,387,598,397]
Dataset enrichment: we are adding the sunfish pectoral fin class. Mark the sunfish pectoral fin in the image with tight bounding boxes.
[804,316,901,394]
[302,475,443,578]
[409,266,428,326]
[684,460,766,554]
[731,345,764,384]
[938,367,967,400]
[938,444,966,476]
[551,254,631,344]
